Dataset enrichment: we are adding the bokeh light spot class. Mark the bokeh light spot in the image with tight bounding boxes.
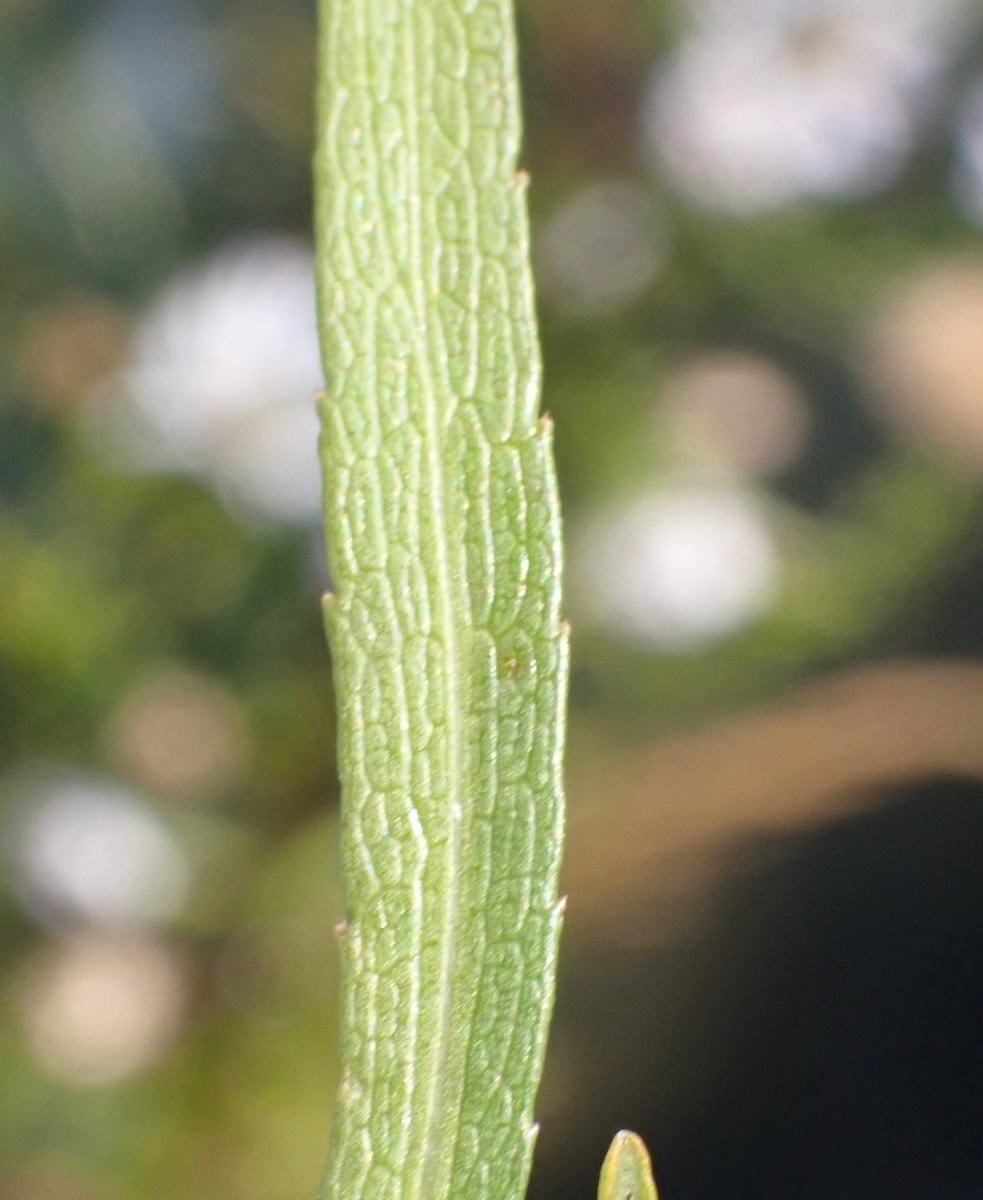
[9,776,190,932]
[105,669,250,804]
[577,484,778,649]
[15,936,187,1088]
[536,180,667,313]
[662,350,811,478]
[867,258,983,467]
[643,1,971,214]
[16,295,130,416]
[107,235,324,524]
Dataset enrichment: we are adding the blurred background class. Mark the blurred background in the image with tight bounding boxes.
[1,0,982,1197]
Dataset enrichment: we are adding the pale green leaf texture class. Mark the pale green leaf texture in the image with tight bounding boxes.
[314,1,568,1199]
[597,1133,660,1200]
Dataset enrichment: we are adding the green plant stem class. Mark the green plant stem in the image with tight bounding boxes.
[313,2,569,1199]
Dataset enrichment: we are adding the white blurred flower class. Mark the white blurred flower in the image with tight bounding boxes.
[16,936,187,1087]
[645,0,974,214]
[9,776,190,932]
[577,484,778,649]
[536,180,668,313]
[113,235,324,523]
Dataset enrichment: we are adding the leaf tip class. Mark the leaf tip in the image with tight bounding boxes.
[597,1130,659,1200]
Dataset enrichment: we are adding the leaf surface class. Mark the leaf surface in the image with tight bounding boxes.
[314,2,568,1199]
[597,1132,660,1200]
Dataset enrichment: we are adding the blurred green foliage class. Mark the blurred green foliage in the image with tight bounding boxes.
[2,1,983,1198]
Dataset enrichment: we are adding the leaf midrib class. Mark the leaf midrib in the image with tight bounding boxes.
[399,9,468,1199]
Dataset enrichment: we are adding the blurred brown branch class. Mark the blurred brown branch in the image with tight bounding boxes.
[564,659,983,941]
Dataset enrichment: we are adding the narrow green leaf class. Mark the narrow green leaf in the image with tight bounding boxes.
[597,1132,660,1200]
[313,1,568,1199]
